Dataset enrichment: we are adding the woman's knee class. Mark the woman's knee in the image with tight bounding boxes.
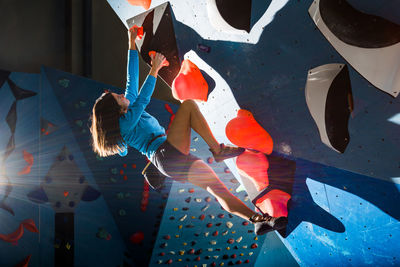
[180,99,197,111]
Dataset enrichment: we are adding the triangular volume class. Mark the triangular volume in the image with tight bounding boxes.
[0,70,11,89]
[215,0,252,32]
[309,0,400,97]
[6,101,17,134]
[305,64,352,153]
[7,78,37,100]
[40,117,58,136]
[126,2,181,87]
[3,135,16,162]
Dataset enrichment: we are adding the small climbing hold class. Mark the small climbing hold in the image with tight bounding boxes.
[178,225,183,229]
[205,197,212,202]
[188,188,195,193]
[166,259,173,264]
[250,243,258,249]
[175,234,179,238]
[131,164,136,168]
[210,240,217,245]
[204,232,209,237]
[58,78,70,88]
[188,248,195,254]
[225,168,231,174]
[159,252,165,256]
[185,197,191,203]
[199,214,205,220]
[227,239,234,244]
[179,215,187,221]
[190,148,197,152]
[207,157,214,164]
[195,256,201,261]
[129,231,144,244]
[195,248,202,255]
[178,189,185,193]
[201,204,210,212]
[179,250,185,255]
[193,137,199,141]
[207,223,213,228]
[242,221,249,226]
[236,237,242,243]
[185,224,195,228]
[226,222,233,228]
[164,235,171,240]
[194,198,202,202]
[222,230,228,236]
[218,214,224,218]
[209,214,215,219]
[191,241,197,246]
[160,243,168,248]
[168,251,175,255]
[242,245,248,249]
[249,252,253,256]
[182,207,189,211]
[197,44,211,53]
[244,259,250,263]
[212,231,218,236]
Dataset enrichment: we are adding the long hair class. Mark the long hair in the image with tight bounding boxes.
[90,92,125,157]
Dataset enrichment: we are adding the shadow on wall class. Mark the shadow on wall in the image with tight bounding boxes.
[165,2,400,236]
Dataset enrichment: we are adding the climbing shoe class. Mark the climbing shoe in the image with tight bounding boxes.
[210,144,245,162]
[250,214,288,236]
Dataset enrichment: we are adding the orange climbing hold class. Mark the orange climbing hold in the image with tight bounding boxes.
[254,189,291,218]
[236,150,269,192]
[225,109,273,154]
[126,0,151,10]
[172,59,208,101]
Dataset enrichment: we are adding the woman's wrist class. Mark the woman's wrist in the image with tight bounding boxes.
[129,41,136,50]
[149,67,159,78]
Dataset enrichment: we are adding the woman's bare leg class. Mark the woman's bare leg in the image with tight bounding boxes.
[167,100,220,155]
[166,100,256,220]
[187,160,256,220]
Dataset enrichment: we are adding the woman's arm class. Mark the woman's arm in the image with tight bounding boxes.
[122,52,167,129]
[125,26,140,104]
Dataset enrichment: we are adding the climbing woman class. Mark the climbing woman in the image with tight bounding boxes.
[90,26,287,235]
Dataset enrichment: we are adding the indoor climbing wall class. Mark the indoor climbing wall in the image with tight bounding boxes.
[0,0,399,266]
[107,0,400,266]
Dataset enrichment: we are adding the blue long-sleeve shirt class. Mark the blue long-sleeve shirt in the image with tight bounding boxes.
[118,50,166,159]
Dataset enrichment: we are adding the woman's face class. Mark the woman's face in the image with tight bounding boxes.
[112,93,130,113]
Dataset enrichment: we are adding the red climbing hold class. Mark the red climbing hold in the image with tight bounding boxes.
[207,223,213,228]
[251,243,258,249]
[226,109,273,154]
[188,188,195,193]
[123,163,127,168]
[18,150,34,175]
[130,231,144,244]
[149,51,169,66]
[0,224,24,243]
[236,150,269,192]
[227,238,234,244]
[22,219,39,233]
[172,59,208,101]
[131,164,136,169]
[126,0,151,10]
[14,254,31,267]
[129,25,144,39]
